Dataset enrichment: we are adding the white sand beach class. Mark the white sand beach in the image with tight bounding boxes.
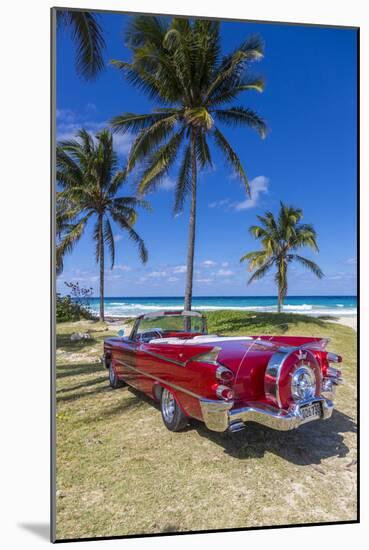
[329,315,357,331]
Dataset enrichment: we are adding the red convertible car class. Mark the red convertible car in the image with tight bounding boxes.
[103,310,343,433]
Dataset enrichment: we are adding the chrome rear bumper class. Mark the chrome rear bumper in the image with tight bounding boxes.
[199,396,334,433]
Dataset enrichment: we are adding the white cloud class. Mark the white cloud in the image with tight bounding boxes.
[208,199,230,209]
[112,132,133,155]
[56,108,75,122]
[115,264,131,272]
[327,275,343,280]
[173,265,187,273]
[57,120,106,142]
[231,176,269,210]
[346,257,357,265]
[85,102,97,113]
[56,108,133,156]
[148,271,167,278]
[160,176,176,191]
[208,176,269,212]
[167,276,179,282]
[216,268,234,277]
[201,260,217,268]
[195,278,213,284]
[114,234,123,242]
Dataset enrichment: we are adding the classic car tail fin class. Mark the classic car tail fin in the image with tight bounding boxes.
[254,335,330,351]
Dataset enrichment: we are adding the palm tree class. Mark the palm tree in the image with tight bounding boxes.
[240,203,324,312]
[56,9,105,80]
[56,129,149,321]
[110,16,266,312]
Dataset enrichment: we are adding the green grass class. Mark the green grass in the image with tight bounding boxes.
[55,311,357,540]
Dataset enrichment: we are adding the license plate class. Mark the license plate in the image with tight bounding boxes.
[300,402,321,422]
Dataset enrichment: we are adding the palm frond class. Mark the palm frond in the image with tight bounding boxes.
[174,144,192,214]
[240,250,271,269]
[207,76,265,107]
[65,10,105,80]
[204,35,264,103]
[290,255,324,278]
[110,209,148,264]
[125,15,168,49]
[213,106,267,138]
[56,213,91,274]
[108,168,128,196]
[213,127,249,193]
[137,129,185,195]
[125,114,178,173]
[195,133,213,169]
[103,217,115,269]
[247,260,274,284]
[110,111,175,134]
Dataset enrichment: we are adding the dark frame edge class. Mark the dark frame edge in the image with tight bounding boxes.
[52,5,359,31]
[50,6,57,544]
[356,26,360,525]
[54,519,359,543]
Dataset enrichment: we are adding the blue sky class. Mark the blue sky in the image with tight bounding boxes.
[56,12,357,297]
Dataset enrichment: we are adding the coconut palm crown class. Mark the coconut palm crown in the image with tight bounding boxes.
[57,9,105,80]
[241,203,324,312]
[110,16,267,311]
[56,129,149,320]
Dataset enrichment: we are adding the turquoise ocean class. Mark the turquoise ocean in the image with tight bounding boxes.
[85,296,357,318]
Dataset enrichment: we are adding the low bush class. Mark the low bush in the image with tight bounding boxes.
[56,282,96,322]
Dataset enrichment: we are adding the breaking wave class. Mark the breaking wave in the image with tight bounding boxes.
[85,298,357,318]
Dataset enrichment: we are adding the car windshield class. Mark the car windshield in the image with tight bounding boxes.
[135,314,206,338]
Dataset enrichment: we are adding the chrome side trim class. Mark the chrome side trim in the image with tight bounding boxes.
[115,358,207,401]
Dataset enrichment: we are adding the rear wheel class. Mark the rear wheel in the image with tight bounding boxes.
[160,388,188,431]
[108,363,125,389]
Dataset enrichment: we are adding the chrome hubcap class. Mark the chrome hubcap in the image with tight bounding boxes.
[162,389,176,423]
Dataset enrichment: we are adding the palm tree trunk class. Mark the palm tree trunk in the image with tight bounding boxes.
[184,132,197,314]
[277,288,282,313]
[277,261,287,313]
[98,214,105,321]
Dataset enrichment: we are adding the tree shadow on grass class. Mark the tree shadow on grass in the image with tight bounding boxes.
[56,362,103,379]
[56,333,98,352]
[207,312,336,335]
[82,391,148,425]
[56,384,112,403]
[193,408,356,465]
[56,374,108,394]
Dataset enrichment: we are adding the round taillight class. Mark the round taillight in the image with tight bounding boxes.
[216,365,234,383]
[216,385,234,401]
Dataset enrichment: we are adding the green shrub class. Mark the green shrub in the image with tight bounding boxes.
[56,293,96,322]
[56,282,97,322]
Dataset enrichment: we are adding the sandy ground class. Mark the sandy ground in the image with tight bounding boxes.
[329,315,357,331]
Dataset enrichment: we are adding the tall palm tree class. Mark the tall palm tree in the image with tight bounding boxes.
[56,9,105,80]
[240,203,324,312]
[56,129,149,321]
[110,16,266,312]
